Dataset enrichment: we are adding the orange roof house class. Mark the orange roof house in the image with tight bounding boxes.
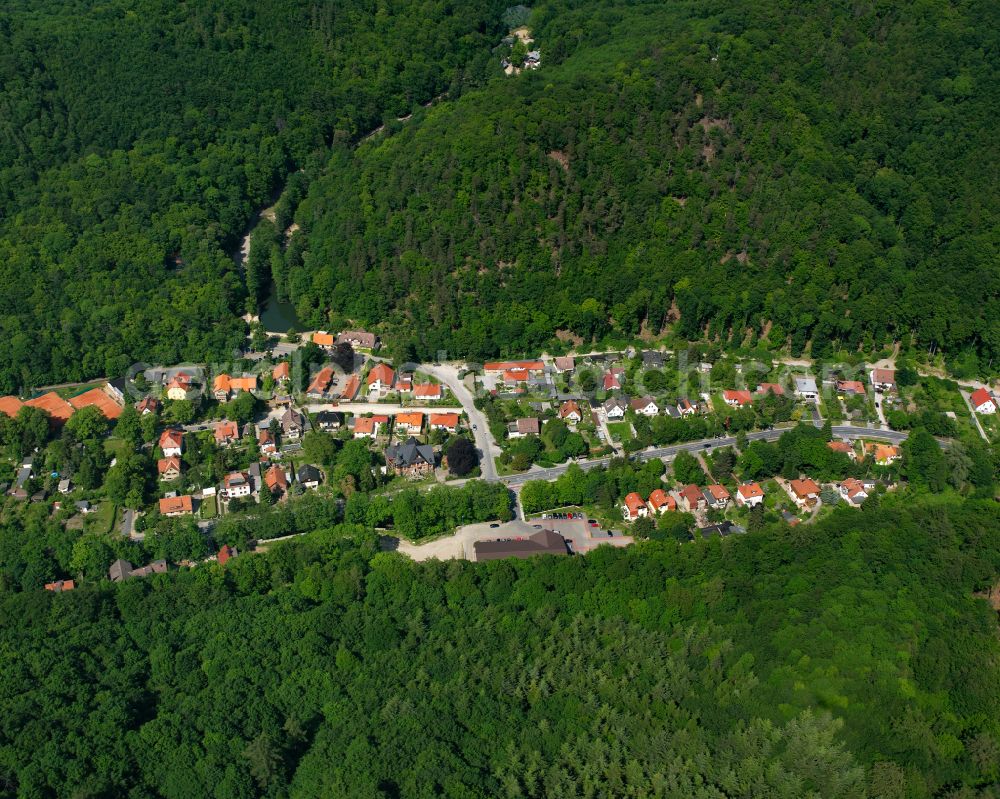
[504,369,530,383]
[395,412,424,432]
[312,332,335,347]
[622,492,648,520]
[158,495,194,515]
[157,456,182,479]
[159,428,184,454]
[0,396,24,417]
[706,484,731,503]
[340,373,361,400]
[413,383,442,400]
[723,390,752,407]
[353,415,390,438]
[559,400,582,421]
[68,387,123,419]
[307,367,335,395]
[736,482,765,506]
[678,484,705,511]
[218,544,236,566]
[827,441,856,459]
[429,412,460,431]
[272,362,291,381]
[264,464,288,493]
[874,444,901,465]
[755,383,784,396]
[366,363,395,390]
[25,392,74,424]
[789,478,820,507]
[837,380,866,396]
[214,420,240,445]
[648,488,676,513]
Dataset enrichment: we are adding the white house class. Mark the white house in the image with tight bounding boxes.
[794,376,818,400]
[970,388,997,415]
[604,397,628,420]
[630,396,659,417]
[221,472,252,500]
[735,482,765,508]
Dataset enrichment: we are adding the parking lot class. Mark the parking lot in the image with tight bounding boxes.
[384,512,634,562]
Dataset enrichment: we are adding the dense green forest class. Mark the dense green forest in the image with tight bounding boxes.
[1,496,999,797]
[286,0,999,371]
[0,0,505,392]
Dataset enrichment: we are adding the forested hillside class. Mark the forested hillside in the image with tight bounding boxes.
[288,0,1000,369]
[1,497,999,797]
[0,0,504,392]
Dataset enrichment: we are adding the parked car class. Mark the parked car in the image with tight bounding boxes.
[489,523,500,528]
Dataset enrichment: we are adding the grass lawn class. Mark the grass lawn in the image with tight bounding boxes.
[103,437,133,460]
[606,421,633,442]
[200,495,217,519]
[84,502,118,535]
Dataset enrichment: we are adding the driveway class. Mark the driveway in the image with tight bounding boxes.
[420,363,499,480]
[960,389,991,442]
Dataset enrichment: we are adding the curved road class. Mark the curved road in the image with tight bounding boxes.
[420,364,500,480]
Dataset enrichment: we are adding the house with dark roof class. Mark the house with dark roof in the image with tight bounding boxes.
[297,464,322,489]
[314,411,343,430]
[385,437,435,478]
[508,417,540,438]
[281,408,305,440]
[641,351,665,368]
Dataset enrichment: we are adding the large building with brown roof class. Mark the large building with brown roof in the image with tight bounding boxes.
[473,529,568,562]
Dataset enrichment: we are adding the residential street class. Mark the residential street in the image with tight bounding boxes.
[497,424,911,487]
[420,363,500,480]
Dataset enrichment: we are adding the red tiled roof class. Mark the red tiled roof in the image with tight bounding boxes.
[755,383,784,396]
[603,373,620,391]
[395,412,423,429]
[340,373,360,400]
[430,412,460,429]
[648,488,675,511]
[307,366,334,394]
[214,420,240,442]
[679,484,703,505]
[503,369,530,383]
[971,388,994,408]
[827,441,854,454]
[312,332,335,347]
[218,545,235,565]
[157,456,182,475]
[265,464,288,492]
[624,492,646,514]
[737,482,764,500]
[367,363,395,387]
[559,400,581,418]
[159,495,193,514]
[790,478,820,498]
[272,362,291,381]
[159,429,183,450]
[706,484,731,501]
[837,380,866,394]
[413,383,442,399]
[723,390,752,406]
[874,444,900,463]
